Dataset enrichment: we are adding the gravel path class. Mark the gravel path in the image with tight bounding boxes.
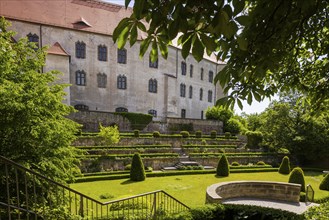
[222,197,319,214]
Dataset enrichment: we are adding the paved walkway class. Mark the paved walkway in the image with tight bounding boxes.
[222,197,319,214]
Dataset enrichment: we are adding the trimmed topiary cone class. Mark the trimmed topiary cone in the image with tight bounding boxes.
[216,154,230,177]
[130,153,146,181]
[319,174,329,191]
[288,167,306,192]
[278,156,291,174]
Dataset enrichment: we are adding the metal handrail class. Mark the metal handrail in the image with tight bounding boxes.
[0,155,190,219]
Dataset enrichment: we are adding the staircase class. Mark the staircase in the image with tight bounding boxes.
[0,155,189,219]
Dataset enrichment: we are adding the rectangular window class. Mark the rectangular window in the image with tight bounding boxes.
[190,64,193,77]
[76,41,86,59]
[201,68,204,80]
[209,71,214,83]
[201,111,204,119]
[180,84,186,97]
[117,48,127,64]
[76,70,86,86]
[181,109,186,119]
[181,61,186,75]
[97,73,107,88]
[98,45,107,61]
[208,90,213,103]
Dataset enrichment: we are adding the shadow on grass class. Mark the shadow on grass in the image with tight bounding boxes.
[120,179,141,185]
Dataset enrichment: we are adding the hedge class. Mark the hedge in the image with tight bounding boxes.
[74,168,279,182]
[80,153,179,159]
[182,145,238,149]
[189,152,283,157]
[76,144,172,150]
[114,112,153,130]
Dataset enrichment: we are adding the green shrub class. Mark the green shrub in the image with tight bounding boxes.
[180,131,190,138]
[124,164,131,170]
[98,124,120,145]
[304,201,329,219]
[231,161,240,166]
[225,118,242,135]
[195,130,202,138]
[257,161,266,166]
[288,167,306,192]
[153,131,160,138]
[210,130,217,139]
[190,204,225,220]
[299,192,306,202]
[133,129,140,137]
[246,131,263,149]
[201,139,207,145]
[320,173,329,191]
[278,156,291,174]
[114,112,153,130]
[216,154,230,177]
[224,132,231,139]
[99,193,114,200]
[130,153,146,181]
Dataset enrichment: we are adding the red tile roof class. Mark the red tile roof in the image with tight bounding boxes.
[47,42,70,56]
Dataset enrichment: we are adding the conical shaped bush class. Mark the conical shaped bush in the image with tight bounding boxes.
[278,156,290,174]
[130,153,146,181]
[319,173,329,191]
[216,154,230,177]
[288,167,305,192]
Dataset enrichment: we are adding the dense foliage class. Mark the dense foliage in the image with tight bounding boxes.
[0,18,80,182]
[245,131,263,149]
[288,167,306,192]
[216,154,230,177]
[130,153,146,181]
[98,125,120,146]
[114,0,329,111]
[320,174,329,191]
[278,156,291,175]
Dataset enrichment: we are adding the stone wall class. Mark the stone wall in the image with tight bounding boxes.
[68,110,224,134]
[206,181,301,204]
[192,156,282,167]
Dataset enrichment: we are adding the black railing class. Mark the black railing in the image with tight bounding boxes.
[0,155,189,219]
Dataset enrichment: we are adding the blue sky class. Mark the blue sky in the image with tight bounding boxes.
[103,0,274,115]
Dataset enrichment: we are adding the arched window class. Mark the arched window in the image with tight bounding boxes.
[180,83,186,97]
[208,70,214,83]
[148,79,157,93]
[75,41,86,58]
[208,90,213,103]
[117,48,127,64]
[181,61,186,75]
[97,73,107,88]
[117,75,127,89]
[74,104,89,111]
[148,109,157,117]
[190,64,193,77]
[200,68,204,80]
[27,33,39,48]
[189,85,193,99]
[115,107,128,112]
[76,70,86,86]
[199,88,203,101]
[98,45,107,61]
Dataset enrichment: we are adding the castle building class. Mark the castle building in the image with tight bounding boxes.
[0,0,225,120]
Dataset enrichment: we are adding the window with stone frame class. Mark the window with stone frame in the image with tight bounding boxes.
[97,73,107,88]
[209,70,214,83]
[200,68,204,80]
[117,75,127,89]
[181,61,186,75]
[117,48,127,64]
[98,45,107,61]
[27,33,39,48]
[76,70,86,86]
[181,109,186,118]
[76,41,86,59]
[74,104,89,111]
[189,85,193,99]
[180,83,186,97]
[115,107,128,112]
[199,88,203,101]
[208,90,213,103]
[149,57,158,68]
[148,109,157,117]
[148,79,157,93]
[190,64,193,77]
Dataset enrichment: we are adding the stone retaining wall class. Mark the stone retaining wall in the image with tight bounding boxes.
[206,181,301,204]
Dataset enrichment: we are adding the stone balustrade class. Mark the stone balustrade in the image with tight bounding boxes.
[206,181,301,204]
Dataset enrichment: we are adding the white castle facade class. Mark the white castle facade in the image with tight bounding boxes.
[1,0,225,120]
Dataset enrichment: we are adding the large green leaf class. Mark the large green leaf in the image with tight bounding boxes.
[237,36,248,51]
[133,0,145,19]
[192,35,204,62]
[200,34,217,52]
[129,25,138,46]
[158,40,168,59]
[182,36,192,59]
[233,0,245,16]
[139,37,152,58]
[113,18,130,43]
[235,15,251,26]
[117,26,131,49]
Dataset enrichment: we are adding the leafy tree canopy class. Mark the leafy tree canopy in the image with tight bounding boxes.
[114,0,329,110]
[0,18,81,183]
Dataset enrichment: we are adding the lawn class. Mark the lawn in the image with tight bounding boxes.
[70,171,329,208]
